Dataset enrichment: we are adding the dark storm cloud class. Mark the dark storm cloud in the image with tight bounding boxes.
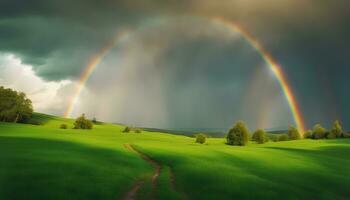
[1,0,350,129]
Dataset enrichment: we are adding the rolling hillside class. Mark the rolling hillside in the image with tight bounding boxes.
[1,113,350,200]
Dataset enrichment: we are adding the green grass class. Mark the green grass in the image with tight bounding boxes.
[1,113,350,200]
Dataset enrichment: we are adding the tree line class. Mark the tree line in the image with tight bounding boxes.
[222,120,348,146]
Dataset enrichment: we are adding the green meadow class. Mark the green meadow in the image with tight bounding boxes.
[1,113,350,200]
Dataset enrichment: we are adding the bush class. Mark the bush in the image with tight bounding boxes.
[278,134,289,141]
[0,86,33,123]
[312,124,327,139]
[123,126,131,133]
[288,126,301,140]
[304,130,313,139]
[195,133,207,144]
[73,114,93,129]
[226,121,249,146]
[252,129,268,144]
[60,124,68,129]
[134,129,142,133]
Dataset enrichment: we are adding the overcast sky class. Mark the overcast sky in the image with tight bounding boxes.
[0,0,349,130]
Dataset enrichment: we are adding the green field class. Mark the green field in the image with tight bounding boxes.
[1,114,350,200]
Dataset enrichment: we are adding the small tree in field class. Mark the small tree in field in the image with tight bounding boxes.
[60,124,68,129]
[134,129,142,133]
[278,134,289,141]
[288,126,301,140]
[312,124,326,139]
[252,129,268,144]
[123,126,131,133]
[195,133,207,144]
[328,120,343,139]
[74,114,93,129]
[226,121,249,146]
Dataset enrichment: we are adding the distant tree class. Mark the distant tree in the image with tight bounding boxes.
[195,133,207,144]
[304,130,313,139]
[328,120,343,139]
[252,129,268,144]
[123,126,131,133]
[92,117,97,124]
[73,114,93,129]
[226,121,249,146]
[312,124,327,139]
[278,134,289,141]
[0,86,33,123]
[134,129,142,133]
[60,124,68,129]
[288,126,301,140]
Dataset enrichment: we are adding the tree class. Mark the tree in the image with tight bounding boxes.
[226,121,249,146]
[312,124,327,139]
[0,86,33,123]
[304,130,313,139]
[92,117,97,124]
[252,129,268,144]
[134,129,142,133]
[60,124,68,129]
[122,126,131,133]
[278,134,289,141]
[288,126,301,140]
[328,120,343,139]
[74,114,93,129]
[195,133,207,144]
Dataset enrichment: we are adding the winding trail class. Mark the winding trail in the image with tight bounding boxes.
[122,144,161,200]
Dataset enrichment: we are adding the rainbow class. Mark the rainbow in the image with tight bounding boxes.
[64,30,130,118]
[64,16,306,134]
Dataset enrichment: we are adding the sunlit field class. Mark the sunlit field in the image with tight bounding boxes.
[1,114,349,200]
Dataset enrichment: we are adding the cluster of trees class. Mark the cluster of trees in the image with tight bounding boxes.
[225,120,348,146]
[122,126,142,133]
[0,86,33,123]
[60,114,95,130]
[304,120,348,139]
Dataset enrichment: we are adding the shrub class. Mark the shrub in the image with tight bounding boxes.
[226,121,249,146]
[304,130,313,139]
[60,124,68,129]
[278,134,289,141]
[123,126,131,133]
[288,126,301,140]
[73,114,93,129]
[328,120,343,139]
[312,124,327,139]
[134,129,142,133]
[195,133,207,144]
[252,129,268,144]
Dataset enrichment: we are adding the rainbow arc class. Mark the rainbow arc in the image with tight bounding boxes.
[64,17,306,134]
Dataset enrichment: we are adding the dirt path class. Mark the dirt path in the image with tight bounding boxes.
[122,144,161,200]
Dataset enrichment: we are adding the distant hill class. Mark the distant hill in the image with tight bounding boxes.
[141,127,289,138]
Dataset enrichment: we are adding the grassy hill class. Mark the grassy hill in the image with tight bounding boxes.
[1,113,350,200]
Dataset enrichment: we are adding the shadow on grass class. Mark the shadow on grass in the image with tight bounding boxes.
[0,136,149,200]
[169,143,350,200]
[218,144,350,200]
